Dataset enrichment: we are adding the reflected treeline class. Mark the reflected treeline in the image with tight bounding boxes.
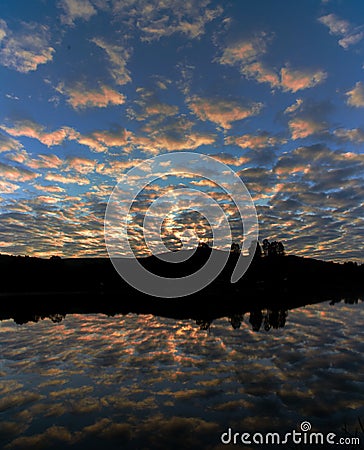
[196,310,287,332]
[249,309,287,331]
[330,297,361,305]
[3,296,362,332]
[10,312,67,325]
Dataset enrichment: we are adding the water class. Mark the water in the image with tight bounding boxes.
[0,300,363,449]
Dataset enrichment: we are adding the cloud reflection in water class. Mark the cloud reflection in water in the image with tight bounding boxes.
[0,301,363,449]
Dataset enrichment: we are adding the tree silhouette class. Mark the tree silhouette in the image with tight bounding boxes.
[249,241,262,259]
[262,239,270,257]
[262,239,285,257]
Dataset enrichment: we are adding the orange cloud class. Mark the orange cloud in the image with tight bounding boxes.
[242,61,280,88]
[0,133,22,152]
[66,156,96,174]
[227,133,286,149]
[1,121,77,147]
[0,162,38,182]
[91,38,131,85]
[144,103,179,117]
[57,83,126,109]
[0,180,20,194]
[96,159,144,177]
[45,173,89,185]
[154,132,215,151]
[280,66,327,93]
[91,129,130,147]
[34,195,61,204]
[217,36,326,93]
[274,165,310,176]
[0,21,54,73]
[216,33,270,66]
[334,127,364,143]
[346,82,364,107]
[289,118,326,139]
[210,153,251,167]
[33,184,65,193]
[131,131,215,154]
[284,98,303,114]
[75,135,107,153]
[26,154,63,169]
[318,13,364,49]
[190,179,218,187]
[60,0,97,25]
[112,0,222,41]
[188,96,263,129]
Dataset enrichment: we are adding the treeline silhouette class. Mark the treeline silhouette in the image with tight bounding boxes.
[0,239,362,325]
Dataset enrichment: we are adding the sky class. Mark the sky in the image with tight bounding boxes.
[0,0,363,261]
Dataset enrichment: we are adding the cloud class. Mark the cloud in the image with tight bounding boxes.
[216,34,326,92]
[0,19,7,42]
[2,123,131,155]
[91,38,131,85]
[0,391,43,413]
[0,133,22,152]
[188,96,263,129]
[75,135,107,153]
[91,128,130,147]
[6,150,64,170]
[96,159,144,177]
[112,0,223,41]
[284,99,303,114]
[226,132,286,149]
[60,0,97,25]
[45,173,90,185]
[0,21,54,73]
[7,425,72,449]
[318,13,350,35]
[216,32,270,66]
[66,156,96,174]
[0,163,38,182]
[345,82,364,107]
[56,83,126,109]
[280,66,327,93]
[318,13,364,49]
[132,130,215,154]
[76,127,132,153]
[1,119,132,156]
[216,34,282,90]
[33,184,65,193]
[0,180,20,194]
[1,120,78,147]
[288,118,327,139]
[210,153,251,167]
[242,61,280,89]
[26,154,64,169]
[333,127,364,143]
[128,89,180,124]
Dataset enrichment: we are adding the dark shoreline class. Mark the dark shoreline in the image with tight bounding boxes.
[0,250,362,324]
[0,287,362,325]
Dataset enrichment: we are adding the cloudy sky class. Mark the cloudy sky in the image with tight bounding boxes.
[0,0,363,260]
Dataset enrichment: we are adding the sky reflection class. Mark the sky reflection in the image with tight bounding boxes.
[0,301,363,449]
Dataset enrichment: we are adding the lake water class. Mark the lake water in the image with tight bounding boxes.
[0,300,363,449]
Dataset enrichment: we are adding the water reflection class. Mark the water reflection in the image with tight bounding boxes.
[195,309,288,332]
[0,299,363,449]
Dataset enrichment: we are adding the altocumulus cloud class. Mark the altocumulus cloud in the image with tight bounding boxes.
[0,20,54,73]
